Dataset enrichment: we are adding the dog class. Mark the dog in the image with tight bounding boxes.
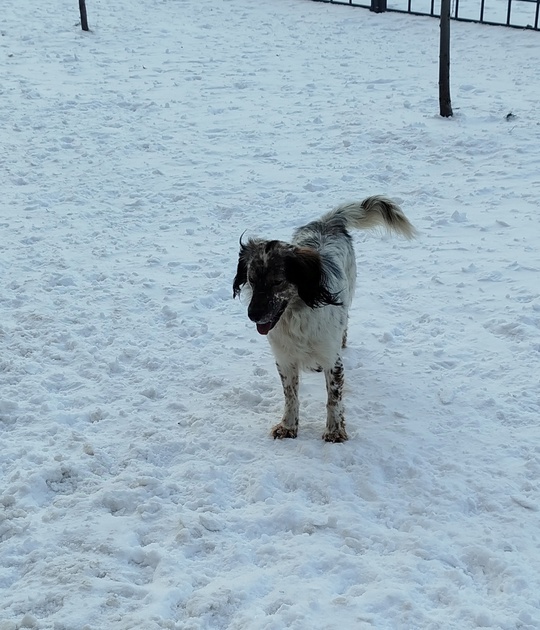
[233,196,416,442]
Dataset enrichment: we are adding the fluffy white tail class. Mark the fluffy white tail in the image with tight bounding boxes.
[323,195,417,239]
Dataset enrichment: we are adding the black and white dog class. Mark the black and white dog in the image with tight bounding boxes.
[233,196,415,442]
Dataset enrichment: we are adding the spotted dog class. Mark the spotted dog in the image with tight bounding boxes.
[233,196,416,442]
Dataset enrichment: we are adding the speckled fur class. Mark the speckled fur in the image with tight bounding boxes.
[233,195,415,441]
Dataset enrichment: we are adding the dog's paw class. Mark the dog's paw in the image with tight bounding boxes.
[271,423,298,439]
[322,428,348,443]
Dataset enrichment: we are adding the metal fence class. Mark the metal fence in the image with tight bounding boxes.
[312,0,540,30]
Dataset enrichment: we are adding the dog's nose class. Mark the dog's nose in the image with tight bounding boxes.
[248,300,267,323]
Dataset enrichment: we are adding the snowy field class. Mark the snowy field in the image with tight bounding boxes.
[1,0,540,628]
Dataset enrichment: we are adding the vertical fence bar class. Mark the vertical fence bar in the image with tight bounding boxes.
[79,0,89,31]
[454,0,460,19]
[506,0,512,25]
[536,0,540,29]
[430,0,435,17]
[439,0,453,117]
[479,0,485,22]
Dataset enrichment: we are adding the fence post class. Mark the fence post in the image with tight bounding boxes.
[79,0,89,31]
[439,0,453,117]
[370,0,387,13]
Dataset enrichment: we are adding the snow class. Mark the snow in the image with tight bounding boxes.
[1,0,540,628]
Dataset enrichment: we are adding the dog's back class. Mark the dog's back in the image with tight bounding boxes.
[290,195,415,311]
[292,212,357,311]
[269,196,415,370]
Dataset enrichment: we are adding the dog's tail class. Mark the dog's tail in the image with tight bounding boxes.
[322,195,417,239]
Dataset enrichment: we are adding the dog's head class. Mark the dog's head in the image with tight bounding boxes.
[233,237,342,335]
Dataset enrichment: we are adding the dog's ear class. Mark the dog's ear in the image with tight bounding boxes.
[285,248,342,308]
[233,241,249,298]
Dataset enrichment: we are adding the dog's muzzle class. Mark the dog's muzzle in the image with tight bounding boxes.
[248,300,288,336]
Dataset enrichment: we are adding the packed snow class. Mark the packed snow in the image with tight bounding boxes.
[1,0,540,628]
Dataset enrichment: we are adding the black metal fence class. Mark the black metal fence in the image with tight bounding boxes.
[312,0,540,30]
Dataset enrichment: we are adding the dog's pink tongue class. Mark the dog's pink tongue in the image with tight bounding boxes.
[256,322,272,335]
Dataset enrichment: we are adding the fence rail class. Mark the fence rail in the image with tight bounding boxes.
[312,0,540,30]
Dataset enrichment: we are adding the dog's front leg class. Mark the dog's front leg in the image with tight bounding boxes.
[271,362,299,439]
[323,357,348,443]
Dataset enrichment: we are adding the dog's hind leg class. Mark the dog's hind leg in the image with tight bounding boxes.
[271,363,300,439]
[341,314,349,348]
[323,357,348,443]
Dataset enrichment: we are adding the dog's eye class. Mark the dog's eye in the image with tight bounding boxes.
[248,276,283,289]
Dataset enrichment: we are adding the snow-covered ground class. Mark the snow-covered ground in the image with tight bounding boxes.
[1,0,540,628]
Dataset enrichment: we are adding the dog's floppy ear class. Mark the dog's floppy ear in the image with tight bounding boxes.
[233,236,249,298]
[285,248,342,308]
